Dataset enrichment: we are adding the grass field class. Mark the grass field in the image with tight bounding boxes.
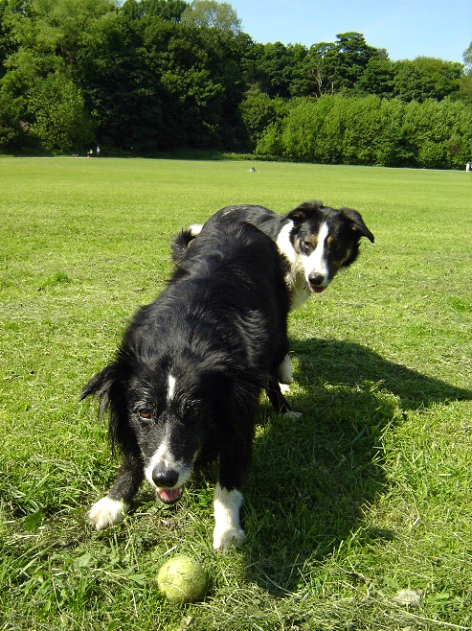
[1,157,471,630]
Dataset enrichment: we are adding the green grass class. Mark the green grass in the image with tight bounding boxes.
[1,157,471,630]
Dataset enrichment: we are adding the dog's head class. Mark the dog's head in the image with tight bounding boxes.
[82,344,255,505]
[284,201,374,293]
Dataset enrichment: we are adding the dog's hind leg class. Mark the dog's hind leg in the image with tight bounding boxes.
[266,376,302,419]
[89,455,143,531]
[277,353,293,385]
[277,353,293,393]
[266,376,292,414]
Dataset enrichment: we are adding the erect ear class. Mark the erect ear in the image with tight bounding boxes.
[341,207,374,243]
[283,200,324,223]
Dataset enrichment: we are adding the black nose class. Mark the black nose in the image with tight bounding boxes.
[152,469,179,488]
[308,273,325,287]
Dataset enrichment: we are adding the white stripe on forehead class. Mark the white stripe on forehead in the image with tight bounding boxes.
[316,220,329,245]
[167,374,176,402]
[304,221,330,280]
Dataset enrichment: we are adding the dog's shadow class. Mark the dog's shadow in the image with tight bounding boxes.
[243,338,472,594]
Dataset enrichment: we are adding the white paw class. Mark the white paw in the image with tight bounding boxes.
[284,410,302,420]
[89,496,129,531]
[213,526,246,551]
[279,383,291,394]
[213,486,245,551]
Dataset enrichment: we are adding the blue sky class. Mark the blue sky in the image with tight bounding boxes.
[228,0,471,64]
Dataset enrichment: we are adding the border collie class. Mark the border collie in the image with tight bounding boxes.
[172,200,374,311]
[82,219,291,550]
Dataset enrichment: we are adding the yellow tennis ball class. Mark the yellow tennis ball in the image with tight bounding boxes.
[157,555,208,603]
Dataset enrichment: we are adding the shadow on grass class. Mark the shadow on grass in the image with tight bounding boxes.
[243,338,472,595]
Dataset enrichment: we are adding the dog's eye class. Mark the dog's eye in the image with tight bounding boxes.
[138,409,152,422]
[186,404,201,419]
[302,239,315,253]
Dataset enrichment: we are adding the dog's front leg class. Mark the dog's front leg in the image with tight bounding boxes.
[213,484,245,551]
[89,455,143,531]
[213,440,251,550]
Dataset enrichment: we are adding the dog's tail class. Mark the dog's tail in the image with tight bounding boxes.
[171,224,203,266]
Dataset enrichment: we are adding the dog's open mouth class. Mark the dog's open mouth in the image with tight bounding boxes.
[309,285,325,294]
[157,487,183,505]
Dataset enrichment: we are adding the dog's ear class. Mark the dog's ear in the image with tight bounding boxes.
[284,200,324,223]
[341,208,374,243]
[81,363,118,410]
[81,361,130,453]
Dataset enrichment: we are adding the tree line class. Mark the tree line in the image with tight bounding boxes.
[1,0,471,168]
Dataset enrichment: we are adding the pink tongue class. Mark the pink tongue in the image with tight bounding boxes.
[158,488,182,504]
[310,286,325,293]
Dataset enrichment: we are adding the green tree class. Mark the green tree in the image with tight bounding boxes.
[458,42,472,104]
[28,73,95,151]
[289,44,325,97]
[0,0,19,76]
[73,11,165,151]
[131,17,246,149]
[356,57,395,98]
[0,0,114,151]
[239,87,288,149]
[181,0,241,34]
[463,41,472,73]
[321,32,383,93]
[392,57,462,102]
[120,0,188,21]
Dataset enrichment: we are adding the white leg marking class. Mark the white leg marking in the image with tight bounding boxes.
[304,222,330,286]
[89,496,129,531]
[213,485,245,551]
[167,374,176,402]
[277,354,293,384]
[284,410,303,420]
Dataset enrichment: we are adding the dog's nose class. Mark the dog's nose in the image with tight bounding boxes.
[152,468,179,488]
[308,273,325,287]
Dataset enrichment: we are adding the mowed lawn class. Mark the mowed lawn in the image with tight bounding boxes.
[1,157,471,630]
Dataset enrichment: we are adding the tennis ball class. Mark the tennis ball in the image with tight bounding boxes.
[157,555,208,603]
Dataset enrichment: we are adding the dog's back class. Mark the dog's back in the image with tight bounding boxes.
[171,205,280,267]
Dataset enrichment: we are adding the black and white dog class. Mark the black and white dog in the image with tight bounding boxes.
[82,218,291,550]
[173,200,374,311]
[172,200,374,387]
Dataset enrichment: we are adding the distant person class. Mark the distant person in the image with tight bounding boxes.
[96,146,100,157]
[88,149,93,158]
[466,162,471,172]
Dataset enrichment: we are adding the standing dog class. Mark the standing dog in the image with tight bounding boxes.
[82,219,291,550]
[172,201,374,387]
[172,200,374,310]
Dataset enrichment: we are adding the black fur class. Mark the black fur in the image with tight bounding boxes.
[82,218,291,547]
[172,200,374,304]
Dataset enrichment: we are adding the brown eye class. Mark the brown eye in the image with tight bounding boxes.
[139,409,152,421]
[302,238,315,254]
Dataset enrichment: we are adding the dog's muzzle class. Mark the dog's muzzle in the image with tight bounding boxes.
[307,273,327,293]
[152,468,183,504]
